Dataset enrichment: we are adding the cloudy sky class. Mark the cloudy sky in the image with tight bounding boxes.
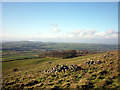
[2,2,118,44]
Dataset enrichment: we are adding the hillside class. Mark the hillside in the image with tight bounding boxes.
[2,51,120,89]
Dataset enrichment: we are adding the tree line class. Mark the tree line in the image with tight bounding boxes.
[38,49,99,59]
[39,50,77,59]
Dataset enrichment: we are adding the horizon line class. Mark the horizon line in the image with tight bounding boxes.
[2,40,118,45]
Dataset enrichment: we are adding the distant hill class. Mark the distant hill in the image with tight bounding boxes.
[2,41,118,52]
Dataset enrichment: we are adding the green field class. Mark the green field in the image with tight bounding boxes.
[2,41,118,61]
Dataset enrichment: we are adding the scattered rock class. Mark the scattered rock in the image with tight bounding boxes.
[43,64,83,74]
[13,68,19,72]
[46,62,52,64]
[103,53,114,58]
[85,60,103,65]
[25,80,38,86]
[96,60,102,64]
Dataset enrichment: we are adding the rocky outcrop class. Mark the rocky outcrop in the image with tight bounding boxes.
[85,60,104,65]
[43,64,83,74]
[103,53,114,58]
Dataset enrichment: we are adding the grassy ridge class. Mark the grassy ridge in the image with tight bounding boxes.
[2,52,106,74]
[2,51,120,89]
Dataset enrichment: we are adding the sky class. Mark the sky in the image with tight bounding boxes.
[2,2,118,44]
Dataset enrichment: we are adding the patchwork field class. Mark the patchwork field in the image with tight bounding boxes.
[2,51,120,89]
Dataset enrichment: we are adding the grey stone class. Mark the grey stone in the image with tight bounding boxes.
[43,64,83,74]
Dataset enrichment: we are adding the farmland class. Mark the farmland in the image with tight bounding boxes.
[2,41,117,61]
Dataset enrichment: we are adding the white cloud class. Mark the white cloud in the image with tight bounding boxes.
[73,29,118,39]
[2,29,118,44]
[84,30,97,35]
[81,30,97,39]
[73,29,82,34]
[34,29,118,40]
[104,30,118,39]
[67,33,74,38]
[106,30,117,34]
[51,24,61,33]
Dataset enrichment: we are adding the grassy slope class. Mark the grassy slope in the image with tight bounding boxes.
[2,51,120,89]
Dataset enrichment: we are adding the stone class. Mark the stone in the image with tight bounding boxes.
[46,62,52,64]
[91,61,94,64]
[85,60,103,65]
[13,68,19,72]
[43,64,83,74]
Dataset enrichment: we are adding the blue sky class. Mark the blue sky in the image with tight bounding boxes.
[2,2,118,44]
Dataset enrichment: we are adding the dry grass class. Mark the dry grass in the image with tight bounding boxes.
[2,51,120,89]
